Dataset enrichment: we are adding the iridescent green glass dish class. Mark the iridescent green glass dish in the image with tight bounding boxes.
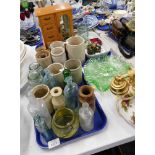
[83,54,132,92]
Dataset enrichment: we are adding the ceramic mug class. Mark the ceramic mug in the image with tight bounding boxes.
[51,47,66,64]
[66,36,86,63]
[47,63,64,88]
[31,84,53,114]
[50,41,65,50]
[35,49,52,68]
[64,59,82,84]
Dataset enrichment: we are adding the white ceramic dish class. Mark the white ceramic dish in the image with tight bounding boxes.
[85,31,110,58]
[116,98,135,127]
[113,10,127,19]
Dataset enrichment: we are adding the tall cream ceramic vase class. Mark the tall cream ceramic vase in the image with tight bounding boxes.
[47,63,64,88]
[50,87,65,110]
[64,59,82,84]
[31,84,53,114]
[66,36,86,63]
[35,49,52,68]
[51,47,66,64]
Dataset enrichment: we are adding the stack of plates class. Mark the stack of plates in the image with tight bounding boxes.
[20,41,35,90]
[20,41,27,64]
[83,15,99,30]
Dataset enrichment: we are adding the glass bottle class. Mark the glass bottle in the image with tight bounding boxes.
[79,102,94,131]
[63,69,71,79]
[27,94,52,129]
[64,76,79,112]
[34,114,53,142]
[27,70,43,87]
[42,68,58,89]
[29,62,44,76]
[27,94,53,142]
[63,69,71,84]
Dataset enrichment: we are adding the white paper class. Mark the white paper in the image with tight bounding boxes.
[48,138,60,149]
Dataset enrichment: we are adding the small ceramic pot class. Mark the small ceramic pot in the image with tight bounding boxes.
[35,50,52,68]
[31,84,53,114]
[51,47,66,64]
[66,36,86,63]
[79,85,96,111]
[47,63,64,88]
[50,41,65,50]
[64,59,82,84]
[50,87,65,110]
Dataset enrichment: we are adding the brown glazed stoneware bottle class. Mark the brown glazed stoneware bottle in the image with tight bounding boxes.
[78,85,96,111]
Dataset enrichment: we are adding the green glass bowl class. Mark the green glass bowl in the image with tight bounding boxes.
[52,108,79,138]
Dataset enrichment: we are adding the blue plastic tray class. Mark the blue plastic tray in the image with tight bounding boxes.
[35,98,107,149]
[34,52,110,149]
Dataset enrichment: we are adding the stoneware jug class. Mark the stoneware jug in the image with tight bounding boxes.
[66,36,86,63]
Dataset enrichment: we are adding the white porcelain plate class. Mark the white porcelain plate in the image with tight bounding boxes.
[85,31,110,58]
[116,98,135,127]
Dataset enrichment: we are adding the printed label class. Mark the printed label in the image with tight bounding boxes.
[48,138,60,149]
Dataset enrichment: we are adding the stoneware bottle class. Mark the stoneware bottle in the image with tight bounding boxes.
[50,87,65,110]
[64,59,82,84]
[79,85,96,111]
[47,63,64,88]
[35,49,52,68]
[51,47,66,64]
[31,84,53,114]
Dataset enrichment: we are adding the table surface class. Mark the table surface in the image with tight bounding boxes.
[20,30,135,155]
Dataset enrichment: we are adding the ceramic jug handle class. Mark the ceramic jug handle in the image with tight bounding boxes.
[64,41,68,51]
